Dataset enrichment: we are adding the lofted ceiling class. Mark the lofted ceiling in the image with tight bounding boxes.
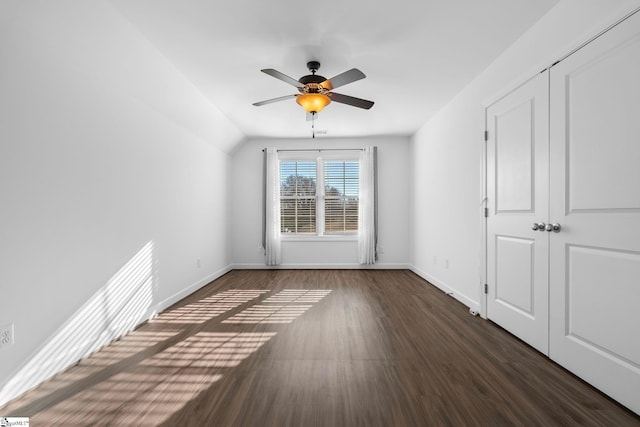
[108,0,559,140]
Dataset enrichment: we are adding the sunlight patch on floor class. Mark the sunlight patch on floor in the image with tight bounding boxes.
[151,289,269,324]
[140,332,277,368]
[223,289,332,324]
[30,332,276,426]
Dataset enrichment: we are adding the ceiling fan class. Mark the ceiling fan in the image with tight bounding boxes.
[253,61,375,118]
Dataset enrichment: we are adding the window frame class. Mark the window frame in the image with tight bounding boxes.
[278,151,360,241]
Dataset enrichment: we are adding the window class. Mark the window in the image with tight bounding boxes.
[324,161,359,234]
[280,161,317,234]
[280,157,359,236]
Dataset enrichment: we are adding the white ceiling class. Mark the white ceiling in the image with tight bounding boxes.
[108,0,559,140]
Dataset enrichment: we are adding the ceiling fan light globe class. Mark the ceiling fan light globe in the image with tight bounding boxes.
[296,93,331,113]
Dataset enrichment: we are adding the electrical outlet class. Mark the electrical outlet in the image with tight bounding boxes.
[433,256,437,264]
[0,323,14,349]
[445,259,449,269]
[377,246,384,254]
[197,258,201,268]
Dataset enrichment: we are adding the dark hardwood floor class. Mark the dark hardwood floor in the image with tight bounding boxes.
[2,270,639,426]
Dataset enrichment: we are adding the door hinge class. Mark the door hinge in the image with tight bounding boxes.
[484,284,488,294]
[484,130,488,141]
[484,207,488,218]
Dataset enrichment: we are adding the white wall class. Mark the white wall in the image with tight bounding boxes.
[410,0,640,312]
[0,1,243,406]
[231,136,411,268]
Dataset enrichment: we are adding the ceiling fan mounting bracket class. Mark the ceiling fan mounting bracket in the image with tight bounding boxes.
[298,61,326,88]
[307,61,321,74]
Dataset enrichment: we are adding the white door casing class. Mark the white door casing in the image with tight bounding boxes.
[549,10,640,414]
[486,71,550,355]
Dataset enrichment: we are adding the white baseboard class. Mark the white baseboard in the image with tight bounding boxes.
[146,264,232,319]
[231,263,410,270]
[410,266,480,313]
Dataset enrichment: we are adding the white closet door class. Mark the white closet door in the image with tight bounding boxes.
[486,71,550,355]
[549,11,640,414]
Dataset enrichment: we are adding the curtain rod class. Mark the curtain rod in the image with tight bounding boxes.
[262,148,367,152]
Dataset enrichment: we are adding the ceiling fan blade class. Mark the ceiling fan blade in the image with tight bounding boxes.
[328,92,374,109]
[322,68,365,90]
[253,94,297,106]
[261,69,304,88]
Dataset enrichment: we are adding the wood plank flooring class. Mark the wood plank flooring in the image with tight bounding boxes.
[2,270,639,426]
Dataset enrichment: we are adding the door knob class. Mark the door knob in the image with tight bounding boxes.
[546,223,561,233]
[532,222,546,231]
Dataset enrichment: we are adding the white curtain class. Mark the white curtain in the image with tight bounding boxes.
[264,148,282,265]
[358,146,377,264]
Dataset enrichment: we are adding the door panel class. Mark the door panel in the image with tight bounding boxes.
[495,236,535,316]
[487,71,549,355]
[566,245,640,364]
[549,10,640,414]
[566,32,640,212]
[496,99,535,213]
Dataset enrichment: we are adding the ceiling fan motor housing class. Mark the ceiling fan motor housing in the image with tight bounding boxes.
[298,60,327,92]
[298,74,327,91]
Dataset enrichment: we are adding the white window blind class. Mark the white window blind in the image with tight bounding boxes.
[324,161,359,234]
[280,161,317,234]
